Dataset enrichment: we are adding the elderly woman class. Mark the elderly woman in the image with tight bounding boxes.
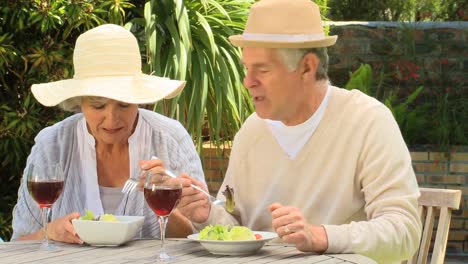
[11,24,205,244]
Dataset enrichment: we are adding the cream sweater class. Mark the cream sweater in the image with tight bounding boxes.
[199,86,421,263]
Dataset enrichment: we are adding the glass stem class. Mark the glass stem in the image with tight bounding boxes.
[41,207,49,247]
[158,216,169,257]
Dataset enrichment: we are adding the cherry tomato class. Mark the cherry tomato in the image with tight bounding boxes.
[255,234,263,240]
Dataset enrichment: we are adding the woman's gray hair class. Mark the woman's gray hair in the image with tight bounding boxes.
[58,97,83,112]
[277,47,329,80]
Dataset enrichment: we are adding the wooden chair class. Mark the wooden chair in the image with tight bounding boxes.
[404,187,462,264]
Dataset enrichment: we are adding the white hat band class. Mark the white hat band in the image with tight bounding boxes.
[242,33,326,42]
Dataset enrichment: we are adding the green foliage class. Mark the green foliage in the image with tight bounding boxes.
[419,60,468,149]
[344,60,467,149]
[327,0,467,21]
[0,0,132,241]
[344,63,428,144]
[328,0,416,21]
[130,0,254,151]
[414,0,467,21]
[384,86,426,144]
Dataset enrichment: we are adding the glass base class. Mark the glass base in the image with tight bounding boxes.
[39,241,61,252]
[155,252,176,262]
[145,252,176,262]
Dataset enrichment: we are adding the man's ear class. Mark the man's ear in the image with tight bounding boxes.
[300,53,319,81]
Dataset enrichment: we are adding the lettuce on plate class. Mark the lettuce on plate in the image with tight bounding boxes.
[199,225,255,241]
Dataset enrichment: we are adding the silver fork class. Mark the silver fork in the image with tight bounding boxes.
[121,158,225,206]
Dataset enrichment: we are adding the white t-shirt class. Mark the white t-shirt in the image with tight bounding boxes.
[266,85,330,159]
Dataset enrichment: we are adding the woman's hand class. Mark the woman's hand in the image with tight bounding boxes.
[47,212,83,244]
[137,158,166,191]
[269,203,328,253]
[16,212,83,243]
[177,174,211,223]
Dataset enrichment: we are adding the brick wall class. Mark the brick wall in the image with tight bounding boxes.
[411,146,468,255]
[326,21,467,92]
[202,143,231,194]
[202,144,468,256]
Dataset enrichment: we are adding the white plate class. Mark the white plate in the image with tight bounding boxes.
[72,215,144,246]
[187,231,278,255]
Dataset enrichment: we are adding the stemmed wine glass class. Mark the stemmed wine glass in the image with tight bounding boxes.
[26,163,65,251]
[143,170,182,261]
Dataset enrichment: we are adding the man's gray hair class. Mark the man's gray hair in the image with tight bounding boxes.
[277,48,329,80]
[58,97,83,112]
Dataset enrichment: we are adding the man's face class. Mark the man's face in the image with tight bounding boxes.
[242,48,307,125]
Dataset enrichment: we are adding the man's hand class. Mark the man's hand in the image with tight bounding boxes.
[177,174,211,223]
[47,212,83,244]
[269,203,328,253]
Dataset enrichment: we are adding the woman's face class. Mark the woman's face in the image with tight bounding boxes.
[81,97,138,145]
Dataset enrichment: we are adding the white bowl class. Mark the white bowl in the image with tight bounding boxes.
[72,215,144,246]
[187,231,278,255]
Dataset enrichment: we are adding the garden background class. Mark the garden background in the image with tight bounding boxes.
[0,0,467,258]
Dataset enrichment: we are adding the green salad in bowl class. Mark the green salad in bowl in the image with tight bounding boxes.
[80,209,118,222]
[188,224,278,255]
[199,225,260,241]
[72,209,144,246]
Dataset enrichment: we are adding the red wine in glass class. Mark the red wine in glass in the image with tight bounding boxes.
[28,180,64,208]
[144,186,182,216]
[143,171,182,261]
[26,163,64,251]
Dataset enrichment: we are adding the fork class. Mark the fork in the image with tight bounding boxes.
[121,157,225,206]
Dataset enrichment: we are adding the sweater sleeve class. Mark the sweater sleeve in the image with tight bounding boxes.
[11,126,64,240]
[323,105,421,262]
[169,120,206,185]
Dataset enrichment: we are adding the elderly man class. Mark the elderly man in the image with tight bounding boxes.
[178,0,421,262]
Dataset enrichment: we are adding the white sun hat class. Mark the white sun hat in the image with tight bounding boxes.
[229,0,337,48]
[31,24,185,106]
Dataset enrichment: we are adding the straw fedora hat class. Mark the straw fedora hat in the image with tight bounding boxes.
[31,24,185,107]
[229,0,337,48]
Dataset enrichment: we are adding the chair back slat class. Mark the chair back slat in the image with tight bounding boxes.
[406,188,462,264]
[430,207,451,264]
[404,205,426,264]
[417,206,435,264]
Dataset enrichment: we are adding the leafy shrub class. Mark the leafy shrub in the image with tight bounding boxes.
[327,0,467,21]
[0,0,139,241]
[344,60,467,149]
[131,0,254,151]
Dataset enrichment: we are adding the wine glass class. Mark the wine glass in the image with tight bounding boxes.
[143,170,182,261]
[26,163,65,251]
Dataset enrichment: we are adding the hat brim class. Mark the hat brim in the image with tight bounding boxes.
[229,35,337,48]
[31,74,186,107]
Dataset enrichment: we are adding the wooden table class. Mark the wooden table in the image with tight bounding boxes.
[0,239,377,263]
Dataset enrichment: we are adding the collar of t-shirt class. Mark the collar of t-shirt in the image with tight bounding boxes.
[265,85,330,160]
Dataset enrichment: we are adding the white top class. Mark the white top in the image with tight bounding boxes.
[99,186,124,214]
[266,85,330,159]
